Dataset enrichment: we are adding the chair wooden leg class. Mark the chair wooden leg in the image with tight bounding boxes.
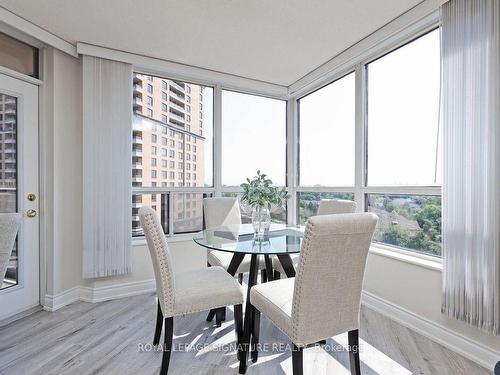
[234,304,243,360]
[153,300,163,346]
[348,329,361,375]
[160,317,174,375]
[261,269,267,283]
[238,273,244,284]
[251,308,261,362]
[274,270,281,280]
[215,307,225,327]
[292,344,303,375]
[206,309,216,322]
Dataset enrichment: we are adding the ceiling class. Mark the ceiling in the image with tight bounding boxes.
[0,0,425,86]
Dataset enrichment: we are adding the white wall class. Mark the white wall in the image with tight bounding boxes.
[41,47,86,296]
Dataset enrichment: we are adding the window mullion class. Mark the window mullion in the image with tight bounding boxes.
[355,63,366,212]
[287,98,298,225]
[213,84,222,197]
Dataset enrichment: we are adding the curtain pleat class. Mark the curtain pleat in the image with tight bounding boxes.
[441,0,499,335]
[82,56,133,278]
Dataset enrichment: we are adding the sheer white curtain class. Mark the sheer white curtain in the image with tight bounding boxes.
[82,56,133,278]
[441,0,499,335]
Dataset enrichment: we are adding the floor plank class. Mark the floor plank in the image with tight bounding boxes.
[0,293,490,375]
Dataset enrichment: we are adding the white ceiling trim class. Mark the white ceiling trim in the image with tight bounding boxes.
[0,6,77,57]
[288,0,444,97]
[77,42,288,99]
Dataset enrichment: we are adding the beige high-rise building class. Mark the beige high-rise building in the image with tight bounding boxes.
[0,93,17,213]
[132,73,208,235]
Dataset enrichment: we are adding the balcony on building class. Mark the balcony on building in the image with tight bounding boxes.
[132,131,143,144]
[132,145,143,157]
[169,85,185,101]
[170,80,185,92]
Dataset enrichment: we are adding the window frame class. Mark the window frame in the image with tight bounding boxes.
[131,15,442,257]
[132,74,217,238]
[219,88,289,222]
[293,25,442,259]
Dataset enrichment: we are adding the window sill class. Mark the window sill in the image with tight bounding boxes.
[369,244,442,272]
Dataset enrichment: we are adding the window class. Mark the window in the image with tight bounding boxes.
[293,29,442,257]
[367,30,441,186]
[299,72,355,186]
[0,32,39,78]
[366,194,441,256]
[132,74,214,236]
[364,29,442,256]
[297,192,355,225]
[147,109,153,118]
[222,91,286,186]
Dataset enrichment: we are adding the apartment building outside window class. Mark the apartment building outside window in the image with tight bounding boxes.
[132,73,213,236]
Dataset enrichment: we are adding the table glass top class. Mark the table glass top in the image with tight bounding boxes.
[193,224,304,254]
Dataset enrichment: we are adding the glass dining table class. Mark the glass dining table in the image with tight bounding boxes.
[193,223,304,372]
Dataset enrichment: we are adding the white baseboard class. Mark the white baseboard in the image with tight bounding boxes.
[43,286,81,311]
[43,279,156,312]
[361,291,499,371]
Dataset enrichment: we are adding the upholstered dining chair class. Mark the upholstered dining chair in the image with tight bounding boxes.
[247,213,377,375]
[272,199,357,278]
[139,206,244,375]
[204,197,266,280]
[0,213,21,284]
[203,197,266,324]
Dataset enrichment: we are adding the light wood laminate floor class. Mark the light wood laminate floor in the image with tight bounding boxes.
[0,293,490,375]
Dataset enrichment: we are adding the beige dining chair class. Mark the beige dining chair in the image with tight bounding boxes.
[272,199,357,278]
[139,206,244,375]
[0,213,21,284]
[247,213,378,375]
[204,197,266,279]
[203,198,266,326]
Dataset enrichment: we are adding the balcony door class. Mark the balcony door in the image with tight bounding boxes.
[0,73,39,320]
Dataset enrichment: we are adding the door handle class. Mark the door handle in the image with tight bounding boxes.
[26,209,37,218]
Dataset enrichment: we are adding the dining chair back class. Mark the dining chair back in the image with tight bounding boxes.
[139,206,175,318]
[203,197,241,229]
[317,199,356,215]
[0,213,21,283]
[291,213,378,346]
